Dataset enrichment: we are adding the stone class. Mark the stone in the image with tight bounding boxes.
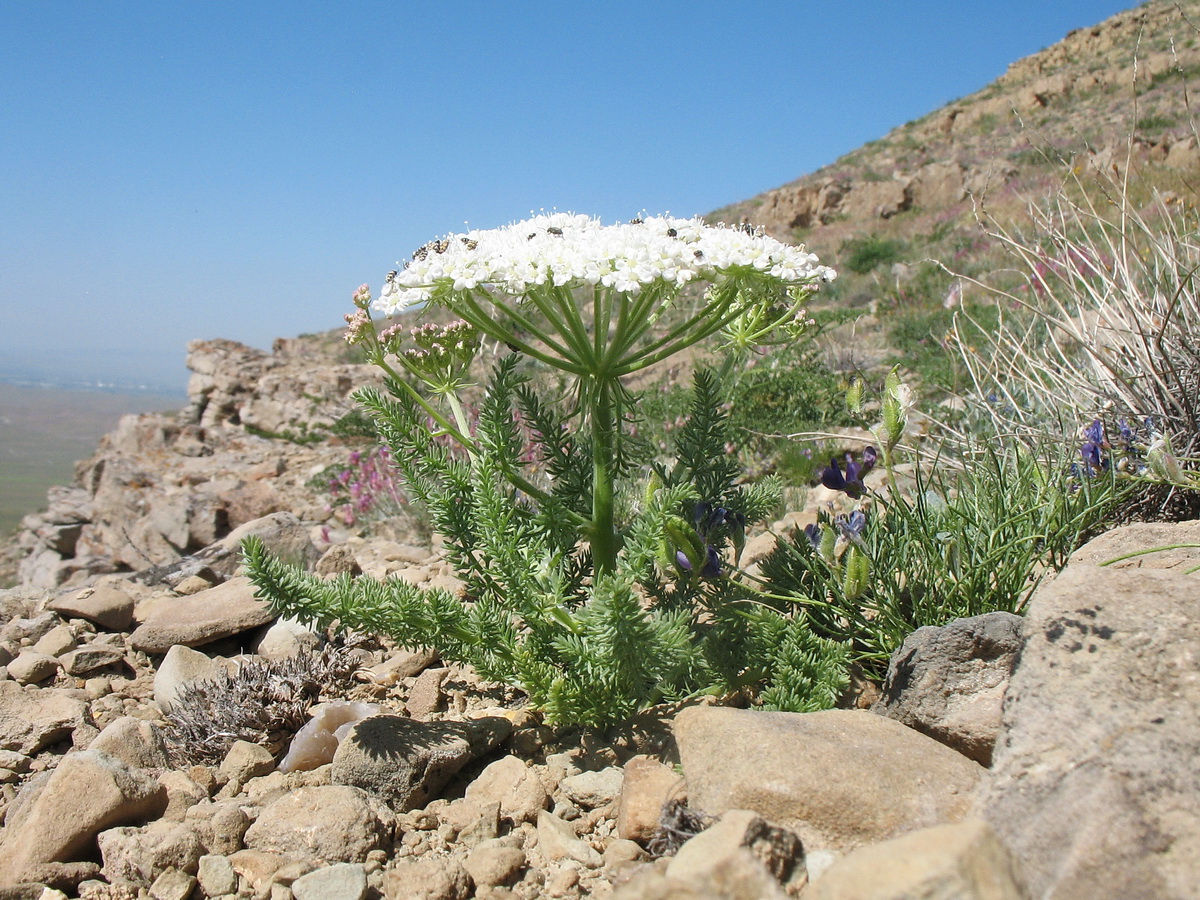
[440,797,501,848]
[184,800,250,856]
[314,544,362,577]
[873,611,1023,765]
[205,512,321,580]
[242,785,394,864]
[604,839,644,867]
[47,585,135,633]
[617,756,687,844]
[88,716,171,770]
[196,854,239,898]
[0,682,88,754]
[291,862,369,900]
[363,647,440,686]
[255,617,319,660]
[130,577,276,653]
[464,754,550,824]
[560,766,624,809]
[33,624,77,657]
[97,821,203,887]
[406,666,448,719]
[219,739,275,790]
[978,524,1200,900]
[464,839,526,888]
[331,714,509,811]
[675,707,982,854]
[536,810,602,868]
[382,857,472,900]
[158,770,208,821]
[805,818,1023,900]
[60,645,126,677]
[226,848,294,897]
[6,651,60,684]
[0,750,167,886]
[277,701,383,774]
[667,809,805,898]
[152,644,224,711]
[148,868,196,900]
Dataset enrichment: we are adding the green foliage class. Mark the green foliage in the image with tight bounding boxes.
[757,612,851,712]
[243,423,326,445]
[759,444,1125,677]
[328,410,378,440]
[246,363,853,727]
[840,236,906,275]
[886,303,1001,392]
[1135,114,1176,133]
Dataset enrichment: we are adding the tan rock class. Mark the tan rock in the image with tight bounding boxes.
[130,576,275,653]
[97,820,203,887]
[535,809,602,868]
[675,707,982,854]
[805,818,1022,900]
[667,809,805,897]
[978,523,1200,900]
[6,650,60,684]
[382,857,472,900]
[465,755,549,825]
[242,785,393,864]
[88,716,170,770]
[0,750,167,886]
[0,682,87,754]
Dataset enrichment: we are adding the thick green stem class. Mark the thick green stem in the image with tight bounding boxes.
[590,377,619,575]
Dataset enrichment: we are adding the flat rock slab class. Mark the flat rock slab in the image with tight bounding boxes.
[48,582,135,631]
[675,706,983,854]
[0,681,88,755]
[130,576,275,653]
[978,522,1200,900]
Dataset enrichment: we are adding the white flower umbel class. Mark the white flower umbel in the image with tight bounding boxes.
[365,212,835,575]
[379,212,833,312]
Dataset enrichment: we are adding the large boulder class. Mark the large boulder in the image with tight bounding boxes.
[977,522,1200,899]
[675,707,983,854]
[804,818,1024,900]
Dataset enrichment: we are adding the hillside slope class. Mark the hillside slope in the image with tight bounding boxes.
[709,0,1200,339]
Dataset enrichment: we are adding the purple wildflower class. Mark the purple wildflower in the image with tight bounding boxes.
[820,447,877,498]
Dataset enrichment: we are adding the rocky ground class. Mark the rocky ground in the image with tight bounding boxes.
[1,507,1197,900]
[1,335,1199,899]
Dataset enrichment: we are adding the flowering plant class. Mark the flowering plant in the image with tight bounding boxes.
[246,213,850,726]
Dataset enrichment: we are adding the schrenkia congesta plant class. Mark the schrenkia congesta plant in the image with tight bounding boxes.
[244,212,847,727]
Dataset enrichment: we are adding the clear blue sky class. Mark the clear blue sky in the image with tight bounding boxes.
[1,1,1137,392]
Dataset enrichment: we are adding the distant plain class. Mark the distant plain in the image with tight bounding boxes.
[0,383,183,536]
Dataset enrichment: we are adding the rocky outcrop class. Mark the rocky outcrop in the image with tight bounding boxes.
[8,337,384,591]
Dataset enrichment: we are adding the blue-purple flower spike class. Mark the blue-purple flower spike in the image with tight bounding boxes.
[820,447,878,498]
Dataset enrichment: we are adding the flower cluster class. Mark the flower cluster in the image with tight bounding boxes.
[820,447,878,499]
[324,446,410,527]
[1075,416,1198,488]
[376,212,835,312]
[379,319,480,384]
